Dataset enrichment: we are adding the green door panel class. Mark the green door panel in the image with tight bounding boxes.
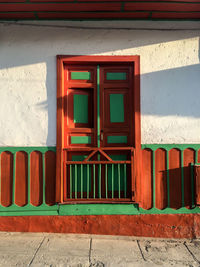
[110,94,124,123]
[71,136,91,144]
[106,72,126,80]
[107,136,127,144]
[71,71,91,80]
[73,94,88,123]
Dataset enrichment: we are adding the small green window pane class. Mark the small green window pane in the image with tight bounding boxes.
[74,94,88,124]
[107,136,127,144]
[110,94,124,123]
[71,136,91,144]
[72,155,87,161]
[106,72,126,80]
[71,72,91,80]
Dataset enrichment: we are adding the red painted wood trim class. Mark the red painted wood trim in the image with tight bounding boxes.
[0,214,200,238]
[0,152,13,207]
[57,55,141,204]
[58,55,140,63]
[15,152,28,207]
[56,56,64,203]
[195,165,200,205]
[133,57,142,204]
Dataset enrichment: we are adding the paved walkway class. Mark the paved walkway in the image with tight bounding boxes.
[0,232,199,267]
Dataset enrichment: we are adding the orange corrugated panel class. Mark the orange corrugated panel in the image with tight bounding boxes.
[1,152,13,207]
[155,149,167,210]
[30,151,43,207]
[141,149,153,210]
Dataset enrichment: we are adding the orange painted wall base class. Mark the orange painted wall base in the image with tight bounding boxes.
[0,214,199,238]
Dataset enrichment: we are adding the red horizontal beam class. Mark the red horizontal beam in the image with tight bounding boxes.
[125,2,200,11]
[152,11,200,19]
[65,161,131,164]
[37,11,150,19]
[0,2,199,20]
[0,3,121,12]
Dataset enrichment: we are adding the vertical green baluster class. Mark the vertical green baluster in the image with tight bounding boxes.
[99,164,101,199]
[70,165,72,199]
[87,164,89,199]
[75,164,77,199]
[42,153,46,205]
[81,164,83,199]
[12,153,16,205]
[152,150,155,208]
[124,164,127,198]
[181,150,185,207]
[93,164,95,199]
[112,164,114,198]
[27,153,31,205]
[105,164,108,199]
[118,164,121,199]
[166,150,170,208]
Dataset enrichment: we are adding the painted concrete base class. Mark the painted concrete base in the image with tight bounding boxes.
[0,232,199,266]
[0,214,200,238]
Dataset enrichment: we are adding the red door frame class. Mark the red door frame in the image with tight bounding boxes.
[56,55,141,204]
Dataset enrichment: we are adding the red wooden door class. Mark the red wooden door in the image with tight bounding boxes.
[100,65,134,148]
[63,63,134,202]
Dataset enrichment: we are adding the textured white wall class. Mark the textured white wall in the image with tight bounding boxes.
[0,21,199,146]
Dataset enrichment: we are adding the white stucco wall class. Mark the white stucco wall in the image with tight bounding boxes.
[0,21,200,146]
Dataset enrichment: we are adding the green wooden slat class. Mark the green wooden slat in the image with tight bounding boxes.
[12,153,16,205]
[141,144,200,151]
[99,164,101,199]
[110,94,124,123]
[112,164,114,198]
[106,72,126,81]
[71,71,91,80]
[105,164,108,199]
[75,164,78,199]
[73,94,88,124]
[107,136,127,144]
[124,164,127,198]
[0,147,56,154]
[42,153,46,204]
[70,165,72,199]
[87,164,89,199]
[81,164,83,199]
[118,164,121,199]
[71,136,91,144]
[93,164,95,199]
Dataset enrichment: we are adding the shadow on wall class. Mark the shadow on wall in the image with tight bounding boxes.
[0,24,199,146]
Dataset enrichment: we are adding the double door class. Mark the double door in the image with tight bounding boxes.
[65,64,134,148]
[63,63,135,202]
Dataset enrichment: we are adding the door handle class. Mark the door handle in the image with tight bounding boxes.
[100,130,104,141]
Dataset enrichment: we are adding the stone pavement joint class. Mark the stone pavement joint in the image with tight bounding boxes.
[183,241,200,265]
[28,236,46,267]
[89,238,92,266]
[136,240,146,262]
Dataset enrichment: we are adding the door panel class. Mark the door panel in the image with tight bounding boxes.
[64,65,97,147]
[100,65,133,147]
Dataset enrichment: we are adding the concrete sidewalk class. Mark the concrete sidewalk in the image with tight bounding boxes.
[0,232,199,267]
